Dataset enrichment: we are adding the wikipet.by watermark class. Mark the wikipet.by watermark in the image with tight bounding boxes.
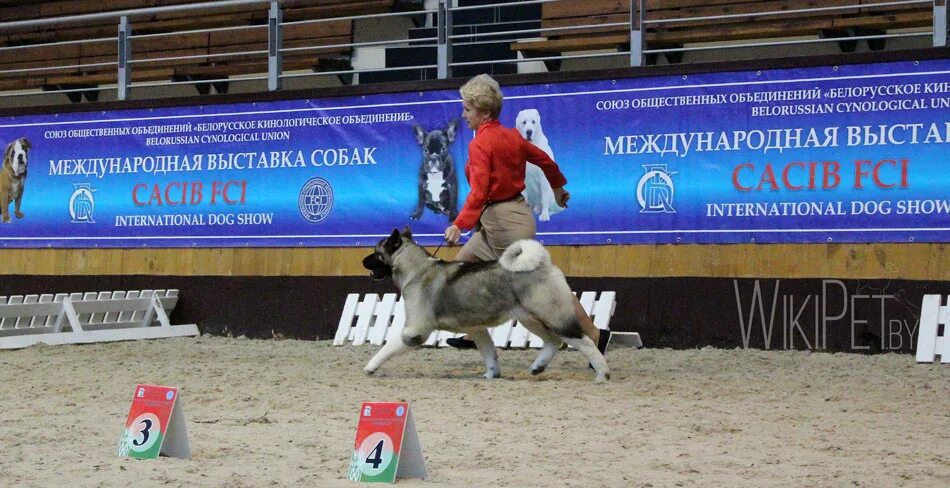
[733,280,919,351]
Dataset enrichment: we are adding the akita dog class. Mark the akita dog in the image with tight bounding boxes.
[361,227,609,382]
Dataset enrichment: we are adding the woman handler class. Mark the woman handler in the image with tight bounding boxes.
[444,74,608,354]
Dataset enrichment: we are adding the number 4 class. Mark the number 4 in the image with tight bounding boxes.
[365,439,384,469]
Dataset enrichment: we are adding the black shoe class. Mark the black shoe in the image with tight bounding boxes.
[597,330,611,355]
[446,337,476,349]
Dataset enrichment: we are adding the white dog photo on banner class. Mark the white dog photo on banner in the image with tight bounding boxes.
[515,109,564,222]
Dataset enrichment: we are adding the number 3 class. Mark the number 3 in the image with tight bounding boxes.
[133,418,153,446]
[127,413,161,453]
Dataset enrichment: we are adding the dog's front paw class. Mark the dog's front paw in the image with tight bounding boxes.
[594,372,610,383]
[14,211,23,219]
[1,216,9,224]
[364,367,377,376]
[483,368,501,379]
[409,211,422,220]
[529,365,546,375]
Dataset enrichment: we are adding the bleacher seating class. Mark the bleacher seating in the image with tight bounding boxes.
[0,0,939,100]
[360,0,539,83]
[0,0,400,98]
[511,0,935,61]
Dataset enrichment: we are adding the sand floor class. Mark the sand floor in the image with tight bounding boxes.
[0,336,947,487]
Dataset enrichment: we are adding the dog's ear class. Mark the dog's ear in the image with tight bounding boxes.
[3,141,12,163]
[412,124,426,146]
[401,225,412,239]
[385,228,402,251]
[19,138,30,150]
[445,119,458,143]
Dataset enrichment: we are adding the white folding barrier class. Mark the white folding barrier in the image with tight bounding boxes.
[334,291,641,350]
[0,289,199,349]
[916,294,949,363]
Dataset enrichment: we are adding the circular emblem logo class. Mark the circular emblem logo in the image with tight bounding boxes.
[635,164,677,214]
[69,184,96,223]
[298,177,333,223]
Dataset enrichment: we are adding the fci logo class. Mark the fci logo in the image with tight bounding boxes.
[298,177,333,223]
[636,164,677,213]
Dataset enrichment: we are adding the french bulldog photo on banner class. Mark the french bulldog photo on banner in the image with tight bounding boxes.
[410,119,459,223]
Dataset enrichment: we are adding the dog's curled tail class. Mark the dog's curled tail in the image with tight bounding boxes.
[499,239,550,272]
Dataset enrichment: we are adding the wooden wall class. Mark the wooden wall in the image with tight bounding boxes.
[3,243,947,280]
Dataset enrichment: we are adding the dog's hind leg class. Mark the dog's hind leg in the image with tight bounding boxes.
[364,334,421,375]
[519,317,562,375]
[562,336,610,383]
[469,329,501,379]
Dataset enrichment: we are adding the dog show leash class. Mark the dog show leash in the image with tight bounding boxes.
[431,237,446,257]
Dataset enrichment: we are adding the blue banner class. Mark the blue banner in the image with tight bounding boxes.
[0,58,947,247]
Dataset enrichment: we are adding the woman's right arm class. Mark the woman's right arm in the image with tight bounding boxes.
[524,139,568,205]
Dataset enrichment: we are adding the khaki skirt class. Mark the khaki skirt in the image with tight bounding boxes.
[460,196,536,261]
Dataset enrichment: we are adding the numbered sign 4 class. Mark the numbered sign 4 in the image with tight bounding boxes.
[348,402,427,483]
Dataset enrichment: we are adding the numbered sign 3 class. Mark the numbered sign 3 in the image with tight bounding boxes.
[117,384,191,460]
[348,402,427,483]
[123,412,163,456]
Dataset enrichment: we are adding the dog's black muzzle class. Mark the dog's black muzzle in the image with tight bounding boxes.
[362,252,392,281]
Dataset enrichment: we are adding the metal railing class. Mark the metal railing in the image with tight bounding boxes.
[0,0,437,101]
[442,0,941,71]
[636,0,939,64]
[0,0,945,103]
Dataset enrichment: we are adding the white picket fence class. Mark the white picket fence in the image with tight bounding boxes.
[916,294,949,363]
[334,291,641,349]
[0,289,198,349]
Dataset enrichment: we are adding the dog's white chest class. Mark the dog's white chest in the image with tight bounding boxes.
[425,171,445,203]
[10,179,22,196]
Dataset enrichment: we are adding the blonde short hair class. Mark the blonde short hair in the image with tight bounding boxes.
[459,74,502,119]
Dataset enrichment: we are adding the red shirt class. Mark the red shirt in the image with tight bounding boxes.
[454,120,567,230]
